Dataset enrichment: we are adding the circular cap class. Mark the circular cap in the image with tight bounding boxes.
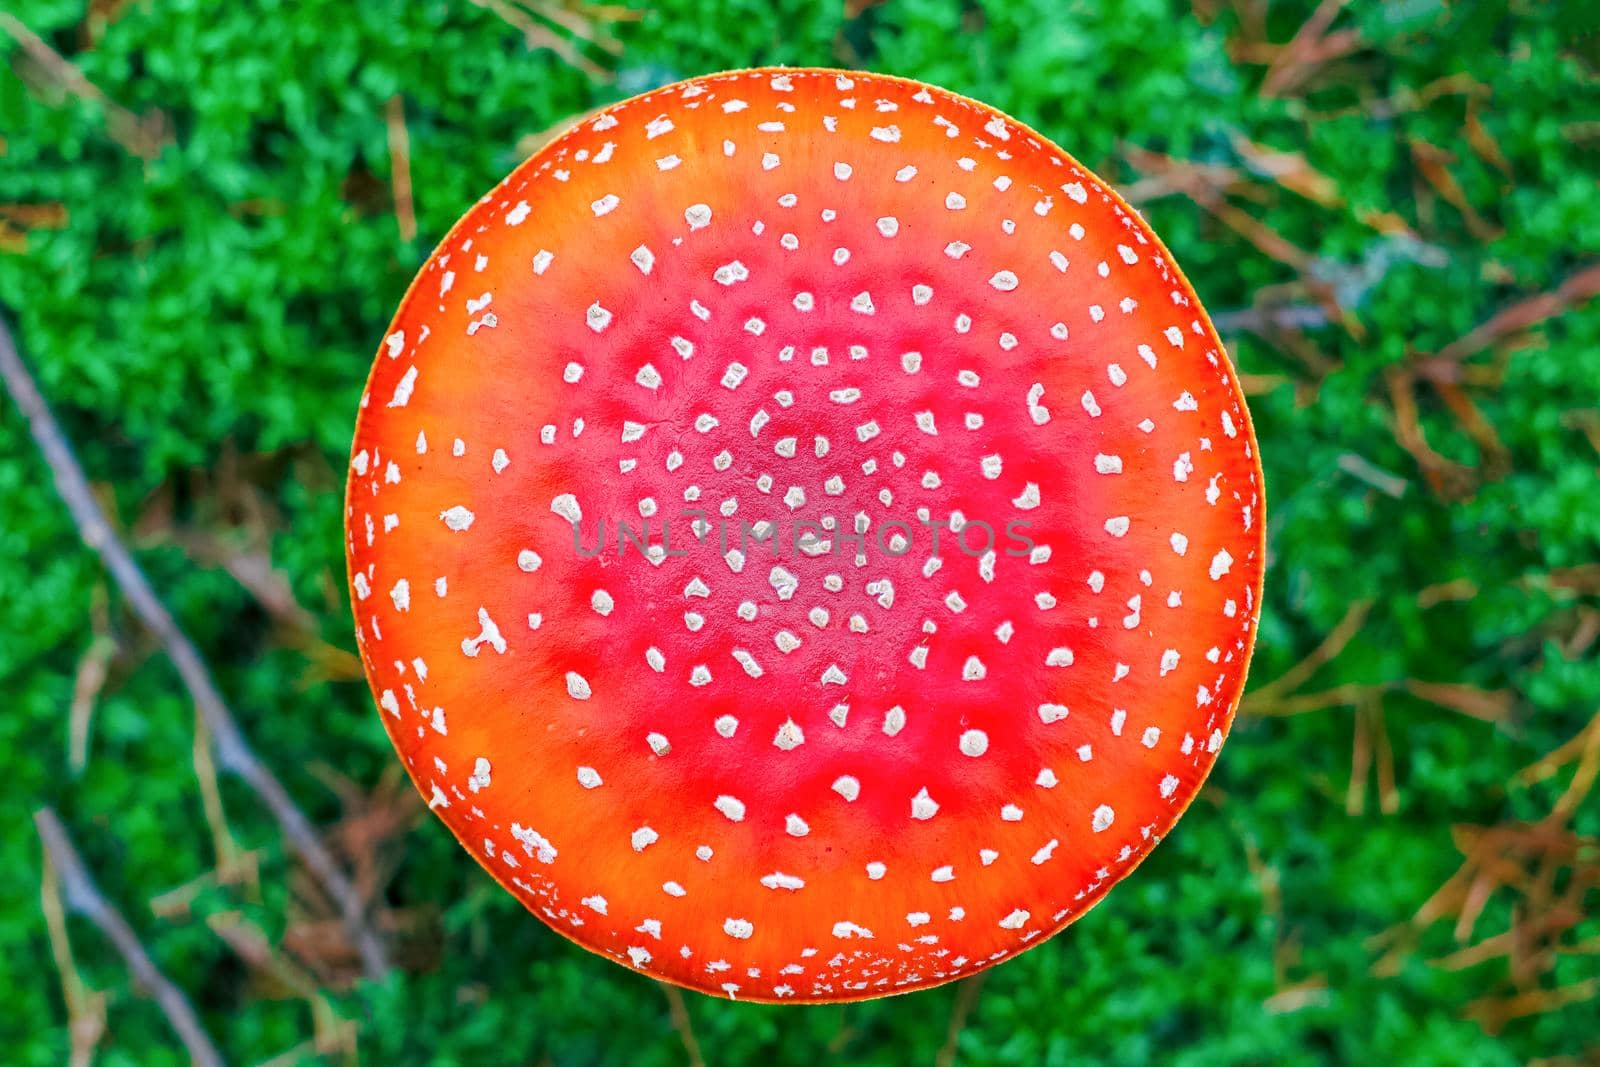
[346,68,1264,1002]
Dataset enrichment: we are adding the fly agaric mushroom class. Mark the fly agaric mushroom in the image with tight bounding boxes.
[346,68,1264,1002]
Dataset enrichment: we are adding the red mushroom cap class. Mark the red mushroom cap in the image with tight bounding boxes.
[347,68,1264,1002]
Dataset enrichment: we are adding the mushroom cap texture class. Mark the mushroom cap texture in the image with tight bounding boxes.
[346,68,1265,1003]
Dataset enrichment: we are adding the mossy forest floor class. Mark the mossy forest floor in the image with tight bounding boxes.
[2,1,1597,1063]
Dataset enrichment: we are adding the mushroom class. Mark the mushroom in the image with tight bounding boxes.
[346,68,1264,1002]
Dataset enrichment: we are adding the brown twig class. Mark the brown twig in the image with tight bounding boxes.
[465,0,608,77]
[1243,598,1374,710]
[0,313,391,980]
[1424,261,1600,370]
[935,972,989,1067]
[83,0,138,46]
[1245,680,1513,723]
[1408,137,1499,239]
[192,709,258,891]
[40,835,108,1067]
[1228,133,1345,208]
[0,12,167,159]
[133,443,363,683]
[659,984,706,1067]
[1258,0,1364,98]
[1120,143,1368,352]
[1382,365,1477,500]
[205,910,358,1060]
[0,200,70,252]
[1241,833,1330,1013]
[1528,712,1600,824]
[1463,98,1513,181]
[1300,71,1487,123]
[385,95,416,243]
[35,808,225,1067]
[1401,680,1514,724]
[1384,262,1600,500]
[282,764,427,986]
[1119,145,1244,206]
[522,0,628,52]
[824,1007,860,1055]
[1368,707,1599,1026]
[68,584,117,774]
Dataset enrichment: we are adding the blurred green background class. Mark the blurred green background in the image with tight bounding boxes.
[3,0,1597,1063]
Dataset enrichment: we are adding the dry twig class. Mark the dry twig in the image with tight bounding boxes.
[385,95,417,243]
[1258,0,1365,98]
[1243,598,1374,710]
[282,765,430,985]
[40,833,107,1067]
[0,200,69,252]
[68,585,117,774]
[1420,261,1600,373]
[660,984,706,1067]
[935,972,989,1067]
[205,910,358,1060]
[465,0,610,78]
[1384,261,1600,499]
[1241,600,1513,811]
[0,12,168,158]
[35,808,225,1067]
[1241,834,1330,1012]
[1119,143,1369,364]
[1382,365,1477,500]
[1369,711,1600,1030]
[0,313,391,979]
[1408,138,1499,240]
[82,0,138,46]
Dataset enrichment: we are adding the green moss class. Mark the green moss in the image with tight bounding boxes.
[2,0,1596,1062]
